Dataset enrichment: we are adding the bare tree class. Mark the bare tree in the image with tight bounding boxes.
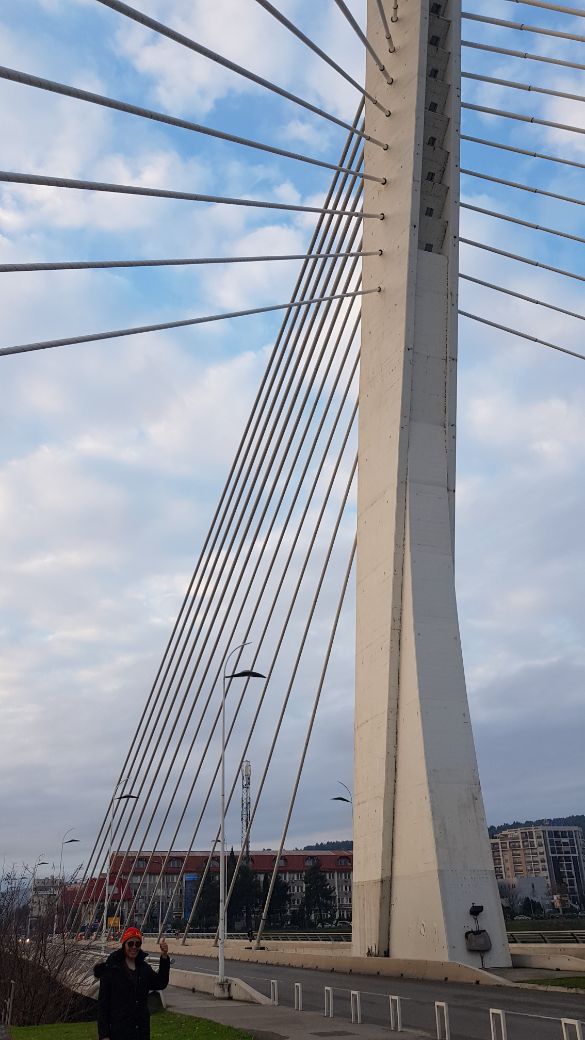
[0,866,95,1027]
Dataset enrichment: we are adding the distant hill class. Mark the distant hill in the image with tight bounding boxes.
[489,815,585,837]
[303,840,353,851]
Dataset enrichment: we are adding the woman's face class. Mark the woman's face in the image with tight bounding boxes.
[124,938,141,960]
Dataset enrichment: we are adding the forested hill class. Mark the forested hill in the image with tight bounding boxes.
[303,840,353,851]
[489,815,585,837]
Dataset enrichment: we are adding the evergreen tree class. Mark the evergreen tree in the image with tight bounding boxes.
[227,858,261,930]
[304,860,334,925]
[191,872,219,931]
[261,874,290,928]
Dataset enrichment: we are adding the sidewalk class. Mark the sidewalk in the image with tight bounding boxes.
[164,985,426,1039]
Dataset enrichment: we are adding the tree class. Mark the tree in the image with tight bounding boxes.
[261,874,290,929]
[303,861,334,926]
[227,857,260,931]
[0,864,95,1027]
[190,872,219,931]
[498,881,520,919]
[520,896,543,917]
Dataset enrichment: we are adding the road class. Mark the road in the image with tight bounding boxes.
[172,951,585,1040]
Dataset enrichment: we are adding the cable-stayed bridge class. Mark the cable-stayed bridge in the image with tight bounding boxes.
[2,0,583,972]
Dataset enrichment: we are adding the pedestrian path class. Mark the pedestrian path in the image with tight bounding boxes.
[164,985,427,1039]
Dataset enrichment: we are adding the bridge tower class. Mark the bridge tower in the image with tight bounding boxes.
[353,0,511,966]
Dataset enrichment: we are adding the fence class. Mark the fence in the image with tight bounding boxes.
[234,973,585,1038]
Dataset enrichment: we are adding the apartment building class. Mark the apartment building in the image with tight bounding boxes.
[490,826,585,908]
[75,849,353,926]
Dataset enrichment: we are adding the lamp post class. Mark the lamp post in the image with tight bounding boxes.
[53,831,80,936]
[330,784,353,924]
[217,642,265,995]
[102,781,137,954]
[26,857,48,941]
[331,780,353,813]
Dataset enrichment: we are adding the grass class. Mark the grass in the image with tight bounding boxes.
[12,1012,254,1040]
[526,976,585,990]
[508,917,585,931]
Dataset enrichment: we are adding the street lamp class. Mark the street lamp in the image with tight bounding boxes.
[102,781,137,954]
[217,642,265,995]
[26,857,48,940]
[53,831,80,936]
[331,781,353,814]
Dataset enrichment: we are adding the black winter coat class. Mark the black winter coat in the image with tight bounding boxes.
[94,948,170,1040]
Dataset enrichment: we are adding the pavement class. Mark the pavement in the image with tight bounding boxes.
[164,984,424,1039]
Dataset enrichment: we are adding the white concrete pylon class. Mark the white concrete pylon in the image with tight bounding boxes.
[353,0,511,967]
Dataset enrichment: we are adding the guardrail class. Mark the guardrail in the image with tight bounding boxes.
[151,930,353,943]
[145,927,585,945]
[507,930,585,944]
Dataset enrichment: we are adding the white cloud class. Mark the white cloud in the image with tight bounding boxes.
[1,0,585,870]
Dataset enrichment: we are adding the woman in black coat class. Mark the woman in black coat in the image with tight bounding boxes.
[94,927,170,1040]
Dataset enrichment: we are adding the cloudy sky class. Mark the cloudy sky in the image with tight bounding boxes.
[0,0,584,880]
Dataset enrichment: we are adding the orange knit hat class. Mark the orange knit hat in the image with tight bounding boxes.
[120,926,142,946]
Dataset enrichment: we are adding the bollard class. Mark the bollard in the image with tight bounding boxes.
[350,990,362,1025]
[294,982,303,1011]
[562,1021,584,1040]
[489,1009,508,1040]
[270,980,278,1006]
[389,994,402,1032]
[435,1001,451,1040]
[324,986,333,1017]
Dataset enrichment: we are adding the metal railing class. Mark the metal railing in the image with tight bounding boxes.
[143,927,585,944]
[507,930,585,944]
[254,980,585,1038]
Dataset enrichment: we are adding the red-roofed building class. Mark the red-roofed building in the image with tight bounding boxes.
[107,849,353,927]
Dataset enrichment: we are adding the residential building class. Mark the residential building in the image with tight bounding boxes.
[490,826,585,908]
[68,849,353,927]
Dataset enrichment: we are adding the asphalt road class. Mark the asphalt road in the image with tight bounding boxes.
[172,952,585,1040]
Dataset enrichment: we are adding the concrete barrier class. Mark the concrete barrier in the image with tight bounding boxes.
[144,938,512,985]
[511,948,585,971]
[169,967,270,1005]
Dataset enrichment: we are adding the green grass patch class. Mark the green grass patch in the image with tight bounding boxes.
[508,917,585,931]
[526,976,585,989]
[12,1011,254,1040]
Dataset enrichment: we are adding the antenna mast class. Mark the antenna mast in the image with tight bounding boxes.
[241,760,251,861]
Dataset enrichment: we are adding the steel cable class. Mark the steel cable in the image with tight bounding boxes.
[92,174,368,916]
[103,215,365,919]
[0,250,379,275]
[66,110,367,928]
[142,333,361,934]
[0,170,383,219]
[94,0,389,147]
[0,66,386,182]
[250,0,391,115]
[254,529,357,949]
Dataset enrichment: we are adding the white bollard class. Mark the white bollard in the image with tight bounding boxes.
[324,986,333,1018]
[294,982,303,1011]
[562,1021,584,1040]
[270,980,278,1006]
[389,994,403,1032]
[435,1001,451,1040]
[350,990,362,1025]
[489,1008,508,1040]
